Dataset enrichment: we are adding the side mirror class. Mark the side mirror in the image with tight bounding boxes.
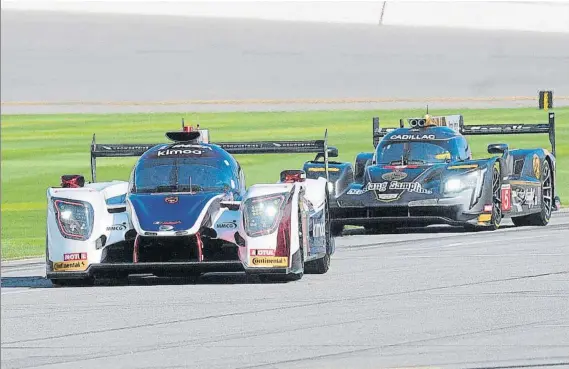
[487,143,509,155]
[314,146,339,161]
[327,146,339,158]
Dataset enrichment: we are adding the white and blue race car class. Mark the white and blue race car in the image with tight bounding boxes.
[45,124,336,285]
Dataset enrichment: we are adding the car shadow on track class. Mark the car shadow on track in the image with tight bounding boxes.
[341,224,516,236]
[1,276,53,289]
[0,273,288,289]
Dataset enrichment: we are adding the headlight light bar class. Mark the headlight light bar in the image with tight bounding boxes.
[243,192,289,237]
[443,169,485,197]
[53,198,94,240]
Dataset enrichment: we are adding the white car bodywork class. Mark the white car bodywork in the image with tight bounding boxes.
[46,127,336,284]
[46,172,332,283]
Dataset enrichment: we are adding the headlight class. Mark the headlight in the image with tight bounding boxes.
[327,182,334,193]
[243,193,289,237]
[443,169,485,196]
[53,198,94,240]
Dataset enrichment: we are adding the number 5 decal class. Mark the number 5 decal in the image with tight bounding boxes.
[501,184,512,212]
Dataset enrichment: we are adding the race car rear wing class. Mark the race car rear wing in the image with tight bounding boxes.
[372,112,556,156]
[90,129,333,183]
[460,112,556,156]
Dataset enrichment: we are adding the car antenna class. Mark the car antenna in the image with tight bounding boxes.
[182,117,185,130]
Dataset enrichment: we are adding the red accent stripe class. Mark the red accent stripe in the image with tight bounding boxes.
[196,232,204,261]
[383,165,419,169]
[274,195,293,260]
[133,235,140,263]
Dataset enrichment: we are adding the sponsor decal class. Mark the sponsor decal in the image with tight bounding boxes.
[366,182,388,192]
[347,188,365,195]
[159,225,174,231]
[64,252,87,261]
[53,260,88,272]
[164,196,179,204]
[249,256,288,267]
[156,144,212,157]
[409,199,437,206]
[171,144,212,150]
[375,193,401,202]
[532,154,540,179]
[483,204,493,212]
[216,220,237,229]
[312,219,326,238]
[351,181,433,198]
[381,171,408,181]
[388,181,432,194]
[448,164,478,170]
[250,249,275,256]
[526,187,539,209]
[106,222,127,231]
[389,134,436,140]
[101,145,153,151]
[467,125,527,133]
[307,167,340,172]
[153,220,182,225]
[512,186,540,211]
[175,230,188,236]
[478,213,492,223]
[501,184,512,212]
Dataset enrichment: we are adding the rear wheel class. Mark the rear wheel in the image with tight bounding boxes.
[512,161,552,227]
[331,223,344,237]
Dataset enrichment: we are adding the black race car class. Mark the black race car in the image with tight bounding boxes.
[303,112,561,235]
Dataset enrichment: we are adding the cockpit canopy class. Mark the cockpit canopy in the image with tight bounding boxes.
[376,127,472,165]
[130,143,242,194]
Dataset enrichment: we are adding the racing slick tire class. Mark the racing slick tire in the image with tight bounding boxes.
[331,224,344,237]
[305,194,332,274]
[512,160,553,227]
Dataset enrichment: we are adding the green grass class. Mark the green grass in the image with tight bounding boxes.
[2,107,567,259]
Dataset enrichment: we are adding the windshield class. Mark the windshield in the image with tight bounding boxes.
[133,159,236,194]
[377,141,452,165]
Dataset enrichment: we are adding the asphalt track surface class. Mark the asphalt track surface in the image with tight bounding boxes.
[2,9,569,369]
[2,211,569,369]
[2,10,569,114]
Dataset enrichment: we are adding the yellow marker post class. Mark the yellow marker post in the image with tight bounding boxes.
[539,90,553,111]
